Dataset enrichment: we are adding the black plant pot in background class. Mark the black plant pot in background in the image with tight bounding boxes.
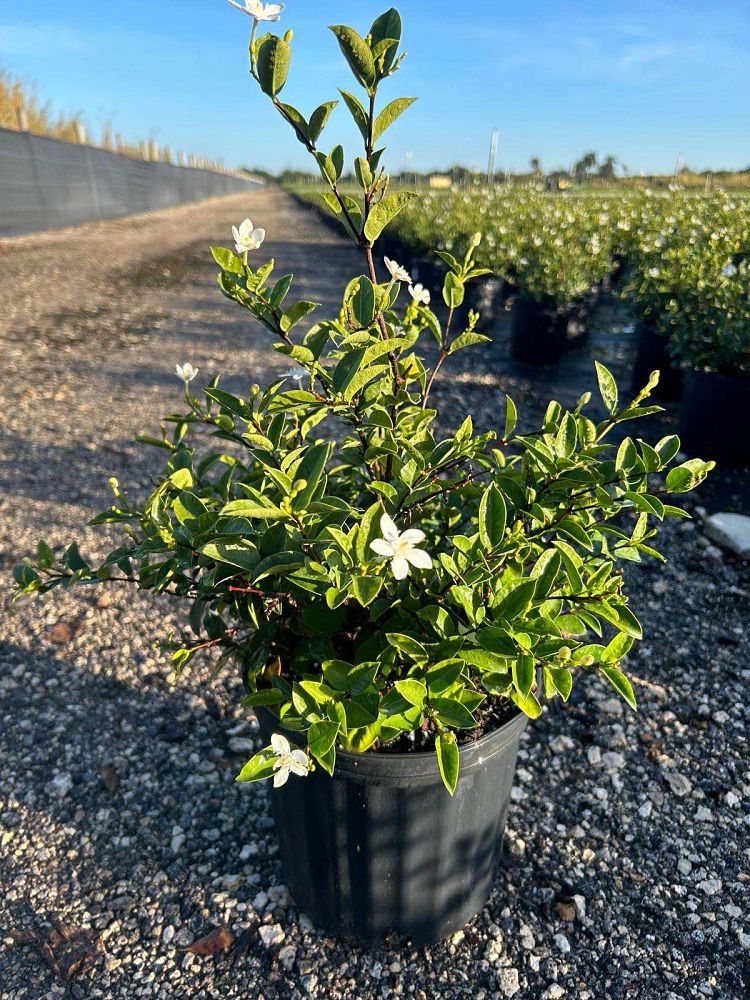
[565,298,591,350]
[510,297,567,365]
[257,707,527,945]
[631,322,683,400]
[678,369,750,469]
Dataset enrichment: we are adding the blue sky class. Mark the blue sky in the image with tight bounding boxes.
[1,1,748,174]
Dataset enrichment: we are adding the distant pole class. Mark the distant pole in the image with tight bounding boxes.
[16,107,29,132]
[673,154,683,184]
[75,122,87,145]
[487,128,499,185]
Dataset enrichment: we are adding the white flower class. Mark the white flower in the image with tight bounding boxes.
[175,362,199,383]
[408,283,431,306]
[648,267,661,279]
[282,367,307,382]
[370,513,433,581]
[384,256,412,283]
[270,733,310,788]
[723,262,738,278]
[232,218,266,255]
[228,0,285,22]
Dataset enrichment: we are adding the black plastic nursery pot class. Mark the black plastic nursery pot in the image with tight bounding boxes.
[678,369,750,469]
[510,297,567,365]
[257,707,528,945]
[631,322,683,400]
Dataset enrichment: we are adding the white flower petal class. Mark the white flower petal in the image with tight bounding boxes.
[399,528,425,545]
[391,555,410,580]
[379,513,400,543]
[289,749,309,768]
[271,733,290,755]
[370,538,395,558]
[405,548,433,570]
[273,767,290,787]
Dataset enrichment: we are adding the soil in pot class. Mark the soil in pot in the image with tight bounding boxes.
[678,369,750,469]
[631,322,683,400]
[510,296,567,365]
[256,705,527,945]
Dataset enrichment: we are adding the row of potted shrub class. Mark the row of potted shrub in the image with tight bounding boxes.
[342,185,749,468]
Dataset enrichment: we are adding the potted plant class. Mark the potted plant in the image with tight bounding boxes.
[623,194,687,401]
[13,6,714,945]
[494,191,613,365]
[659,197,750,467]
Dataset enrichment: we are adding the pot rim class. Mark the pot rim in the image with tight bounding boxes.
[257,705,528,780]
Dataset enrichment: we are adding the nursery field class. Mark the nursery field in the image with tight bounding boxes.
[1,189,748,999]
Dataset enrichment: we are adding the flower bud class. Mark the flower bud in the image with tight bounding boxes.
[580,654,595,667]
[284,29,294,43]
[292,479,308,496]
[558,646,572,661]
[471,231,482,248]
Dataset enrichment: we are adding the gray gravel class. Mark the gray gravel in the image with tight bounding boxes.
[1,191,749,999]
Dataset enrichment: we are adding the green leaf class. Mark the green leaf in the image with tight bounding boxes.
[372,97,417,142]
[666,459,715,493]
[595,361,618,414]
[602,631,635,663]
[479,484,507,550]
[200,541,259,572]
[556,412,578,458]
[332,347,367,395]
[281,300,319,333]
[431,697,478,729]
[436,732,459,795]
[512,653,535,698]
[495,578,537,622]
[292,442,332,510]
[426,659,464,694]
[511,688,543,719]
[599,664,637,710]
[363,191,418,243]
[329,24,376,90]
[351,575,383,606]
[254,551,305,580]
[394,679,427,708]
[545,666,573,701]
[236,750,277,783]
[350,275,376,327]
[211,247,245,274]
[257,35,291,97]
[504,395,518,438]
[386,633,428,660]
[220,499,287,520]
[338,89,369,140]
[447,332,490,354]
[588,600,643,639]
[308,720,339,760]
[442,271,465,309]
[308,100,338,142]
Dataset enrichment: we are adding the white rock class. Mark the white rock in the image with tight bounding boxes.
[50,772,73,797]
[586,746,602,766]
[725,791,740,808]
[162,925,175,945]
[267,884,291,907]
[498,967,521,997]
[696,806,713,822]
[696,878,722,896]
[278,944,297,970]
[601,751,625,771]
[705,513,750,558]
[553,932,571,954]
[171,833,186,853]
[252,891,269,910]
[664,771,692,797]
[677,858,692,877]
[543,987,565,999]
[239,843,257,861]
[228,736,256,754]
[258,923,285,948]
[572,895,587,922]
[638,801,653,819]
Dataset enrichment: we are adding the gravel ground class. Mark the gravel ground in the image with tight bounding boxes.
[1,191,749,1000]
